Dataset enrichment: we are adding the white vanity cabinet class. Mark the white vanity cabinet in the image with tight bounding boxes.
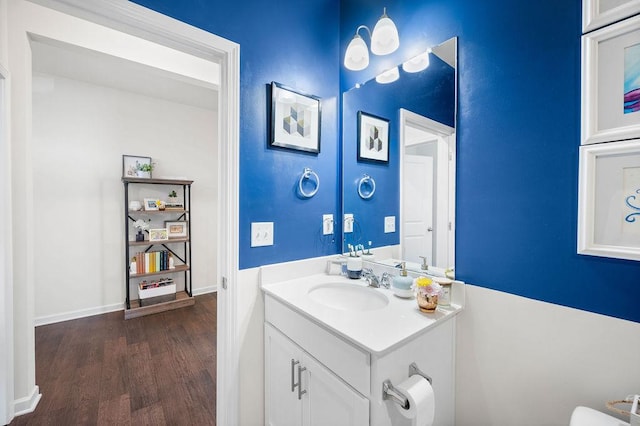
[263,273,461,426]
[265,324,369,426]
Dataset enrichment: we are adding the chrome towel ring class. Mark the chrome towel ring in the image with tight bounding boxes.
[298,167,320,198]
[357,174,376,199]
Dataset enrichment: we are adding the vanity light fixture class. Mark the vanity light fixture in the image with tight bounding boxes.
[375,66,400,84]
[344,7,400,71]
[402,49,431,73]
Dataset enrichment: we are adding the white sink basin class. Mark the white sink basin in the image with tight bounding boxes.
[308,283,389,311]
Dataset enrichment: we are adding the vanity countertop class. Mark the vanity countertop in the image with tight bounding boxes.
[262,273,464,355]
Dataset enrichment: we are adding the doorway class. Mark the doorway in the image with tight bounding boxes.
[400,109,455,269]
[6,1,239,423]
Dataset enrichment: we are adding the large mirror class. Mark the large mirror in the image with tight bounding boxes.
[342,37,457,274]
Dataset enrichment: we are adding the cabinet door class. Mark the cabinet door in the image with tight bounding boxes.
[265,324,303,426]
[302,353,369,426]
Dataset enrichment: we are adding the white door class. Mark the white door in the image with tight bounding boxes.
[302,352,369,426]
[265,324,303,426]
[403,154,434,265]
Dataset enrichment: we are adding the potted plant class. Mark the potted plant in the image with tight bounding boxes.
[167,190,181,209]
[135,162,154,178]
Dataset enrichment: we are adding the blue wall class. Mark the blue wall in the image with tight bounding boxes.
[132,0,640,323]
[342,0,640,323]
[131,0,342,270]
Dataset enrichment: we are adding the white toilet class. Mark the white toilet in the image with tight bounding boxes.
[570,406,630,426]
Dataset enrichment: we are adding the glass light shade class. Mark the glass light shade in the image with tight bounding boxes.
[344,34,370,71]
[375,66,399,84]
[402,51,430,73]
[370,11,399,55]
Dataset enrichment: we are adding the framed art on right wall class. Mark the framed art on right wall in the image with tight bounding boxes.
[582,0,640,32]
[582,14,640,145]
[578,139,640,260]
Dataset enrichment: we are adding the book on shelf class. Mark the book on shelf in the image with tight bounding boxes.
[132,250,173,275]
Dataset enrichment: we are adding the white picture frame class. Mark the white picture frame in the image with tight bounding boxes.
[582,14,640,145]
[143,198,159,211]
[583,0,640,32]
[578,139,640,260]
[165,220,188,238]
[148,228,169,242]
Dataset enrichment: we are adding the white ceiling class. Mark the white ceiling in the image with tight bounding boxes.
[31,39,218,111]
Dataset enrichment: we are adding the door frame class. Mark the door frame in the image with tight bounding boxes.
[6,1,240,423]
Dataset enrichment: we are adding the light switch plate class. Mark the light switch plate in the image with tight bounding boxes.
[323,214,334,235]
[384,216,396,233]
[251,222,274,247]
[344,214,354,233]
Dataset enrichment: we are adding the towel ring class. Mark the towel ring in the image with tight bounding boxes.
[298,167,320,198]
[357,174,376,199]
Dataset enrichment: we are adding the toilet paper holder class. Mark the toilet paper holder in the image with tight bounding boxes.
[382,362,433,410]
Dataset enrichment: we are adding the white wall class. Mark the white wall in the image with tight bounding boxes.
[0,0,14,422]
[237,267,264,426]
[238,256,640,426]
[7,1,226,415]
[455,284,640,426]
[31,72,218,323]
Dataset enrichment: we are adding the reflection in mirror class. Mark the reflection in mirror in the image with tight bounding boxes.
[342,37,457,275]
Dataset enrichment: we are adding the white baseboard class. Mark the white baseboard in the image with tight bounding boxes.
[13,385,41,417]
[193,284,217,296]
[34,303,123,326]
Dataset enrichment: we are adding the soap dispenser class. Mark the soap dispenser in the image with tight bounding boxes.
[392,262,414,298]
[346,244,362,279]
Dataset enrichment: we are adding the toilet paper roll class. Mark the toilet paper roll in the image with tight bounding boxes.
[394,375,435,426]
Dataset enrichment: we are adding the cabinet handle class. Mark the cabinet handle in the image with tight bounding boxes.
[297,365,307,400]
[291,359,299,392]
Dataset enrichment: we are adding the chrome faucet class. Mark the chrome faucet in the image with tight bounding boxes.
[362,268,380,288]
[379,272,392,289]
[362,269,392,289]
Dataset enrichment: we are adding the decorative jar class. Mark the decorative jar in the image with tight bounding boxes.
[416,292,438,313]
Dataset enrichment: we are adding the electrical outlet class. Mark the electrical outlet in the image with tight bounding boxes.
[344,213,354,233]
[384,216,396,233]
[251,222,274,247]
[322,214,334,235]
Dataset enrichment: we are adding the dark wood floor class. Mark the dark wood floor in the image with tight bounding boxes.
[11,293,217,426]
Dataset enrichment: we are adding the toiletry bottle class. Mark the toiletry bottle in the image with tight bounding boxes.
[392,262,413,290]
[434,277,453,306]
[346,252,362,279]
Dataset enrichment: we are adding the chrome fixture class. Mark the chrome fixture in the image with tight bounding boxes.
[344,7,400,71]
[419,256,429,270]
[362,268,380,287]
[382,362,433,409]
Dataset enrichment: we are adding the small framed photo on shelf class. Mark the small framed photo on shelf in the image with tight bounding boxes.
[143,198,159,211]
[148,228,169,242]
[165,220,188,238]
[123,155,153,178]
[270,81,321,154]
[578,139,640,260]
[357,111,389,163]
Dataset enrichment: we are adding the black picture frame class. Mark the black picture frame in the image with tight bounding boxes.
[357,111,390,164]
[270,81,321,154]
